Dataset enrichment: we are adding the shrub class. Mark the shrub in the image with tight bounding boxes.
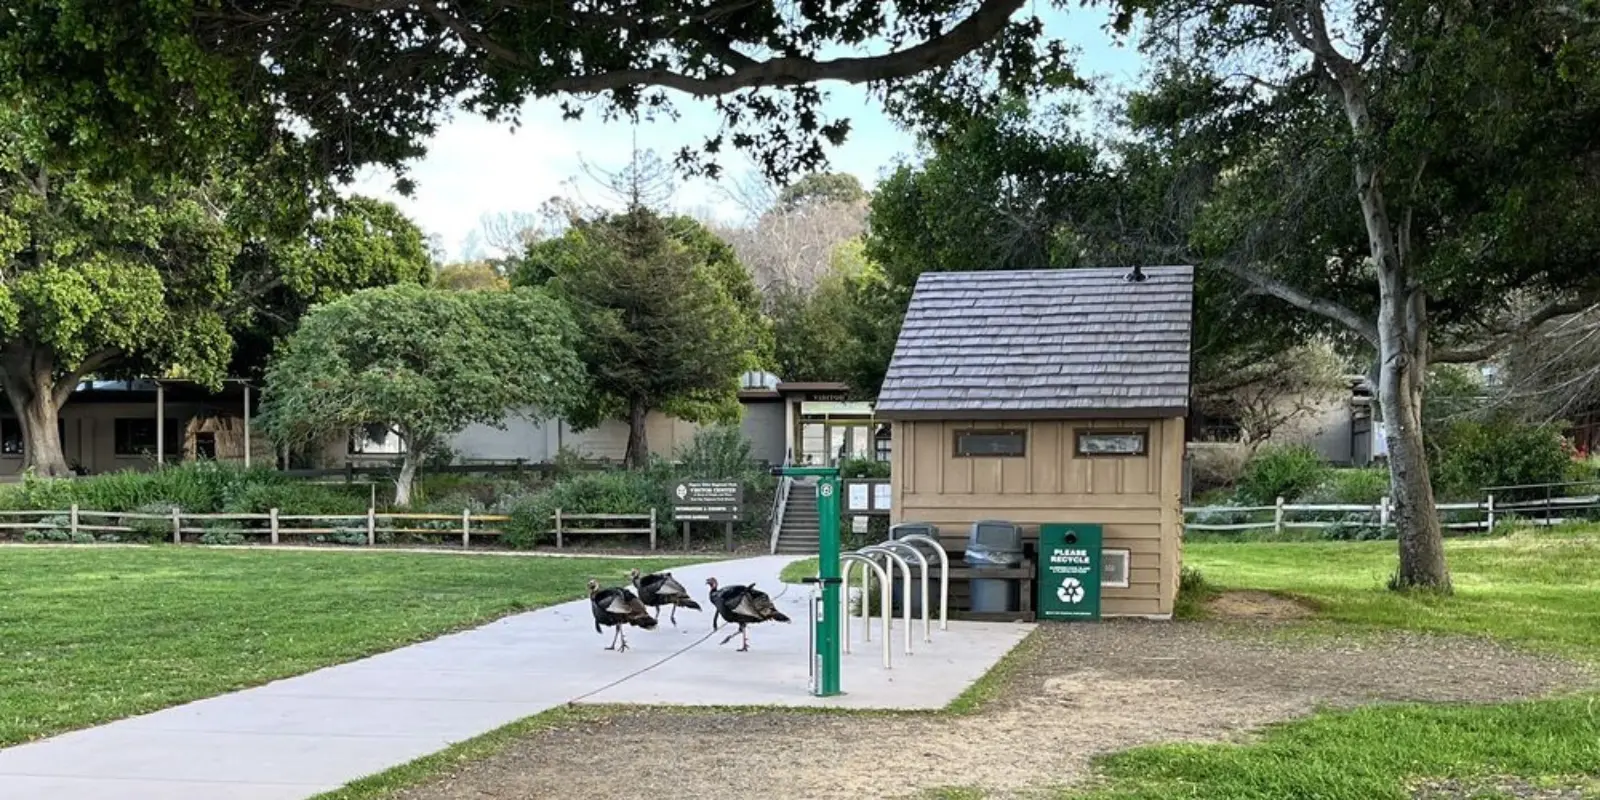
[1187,443,1251,495]
[221,481,368,516]
[122,502,179,543]
[1235,444,1331,505]
[505,470,664,549]
[675,425,756,481]
[1432,416,1572,501]
[198,529,246,546]
[839,457,890,479]
[1314,468,1391,505]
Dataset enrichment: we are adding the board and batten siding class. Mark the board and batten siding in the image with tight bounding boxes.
[890,417,1185,617]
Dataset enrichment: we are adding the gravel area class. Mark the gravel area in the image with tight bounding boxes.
[387,611,1593,800]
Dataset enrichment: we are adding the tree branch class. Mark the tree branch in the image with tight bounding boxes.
[1434,295,1600,363]
[1212,260,1380,347]
[413,0,1028,96]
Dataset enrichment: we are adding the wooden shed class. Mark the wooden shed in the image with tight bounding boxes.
[875,266,1195,619]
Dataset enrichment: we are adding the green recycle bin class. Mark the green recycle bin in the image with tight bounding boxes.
[1036,523,1103,621]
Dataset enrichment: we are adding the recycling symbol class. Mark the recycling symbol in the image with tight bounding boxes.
[1056,577,1085,604]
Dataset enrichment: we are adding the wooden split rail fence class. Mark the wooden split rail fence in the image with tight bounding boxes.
[0,507,660,550]
[1184,491,1600,535]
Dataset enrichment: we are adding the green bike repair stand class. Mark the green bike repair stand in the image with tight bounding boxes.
[774,465,842,697]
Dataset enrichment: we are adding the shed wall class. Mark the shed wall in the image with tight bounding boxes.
[890,418,1185,617]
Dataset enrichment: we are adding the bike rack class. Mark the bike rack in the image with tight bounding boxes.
[875,540,931,643]
[858,545,914,656]
[892,533,949,632]
[839,553,892,668]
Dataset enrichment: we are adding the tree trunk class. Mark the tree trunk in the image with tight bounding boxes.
[624,399,649,470]
[394,450,418,508]
[0,351,74,477]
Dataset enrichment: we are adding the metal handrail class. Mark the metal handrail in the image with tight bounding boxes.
[894,533,950,632]
[840,553,893,669]
[767,447,795,554]
[859,545,914,656]
[877,540,931,643]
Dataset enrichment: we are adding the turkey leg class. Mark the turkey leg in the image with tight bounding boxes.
[719,623,745,647]
[605,625,622,651]
[669,604,678,626]
[737,627,751,652]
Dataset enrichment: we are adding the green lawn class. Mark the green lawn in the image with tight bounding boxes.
[0,546,695,746]
[1059,527,1600,800]
[1184,527,1600,657]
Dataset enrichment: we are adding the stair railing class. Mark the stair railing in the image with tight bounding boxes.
[768,447,795,554]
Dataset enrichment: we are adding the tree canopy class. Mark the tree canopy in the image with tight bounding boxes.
[0,98,431,475]
[1114,0,1600,590]
[259,284,585,505]
[514,206,763,468]
[0,1,1072,183]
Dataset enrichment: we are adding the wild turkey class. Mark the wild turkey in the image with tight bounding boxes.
[588,579,657,652]
[705,577,791,651]
[629,568,703,626]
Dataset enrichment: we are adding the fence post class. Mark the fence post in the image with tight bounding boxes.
[366,507,376,546]
[269,508,280,545]
[69,504,79,537]
[1485,493,1496,532]
[555,508,563,548]
[172,507,182,544]
[1379,496,1391,531]
[649,508,657,550]
[1273,496,1285,536]
[462,508,471,549]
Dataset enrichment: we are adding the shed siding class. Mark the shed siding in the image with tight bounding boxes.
[891,418,1183,617]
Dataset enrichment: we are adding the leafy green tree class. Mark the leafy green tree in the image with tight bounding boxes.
[776,173,868,211]
[1117,0,1600,591]
[515,207,758,468]
[259,285,585,506]
[433,261,510,292]
[0,2,1063,183]
[0,104,427,476]
[862,101,1316,397]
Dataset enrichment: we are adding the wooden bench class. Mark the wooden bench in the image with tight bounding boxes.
[944,556,1037,622]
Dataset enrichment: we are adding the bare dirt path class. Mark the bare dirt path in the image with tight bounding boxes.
[389,606,1592,800]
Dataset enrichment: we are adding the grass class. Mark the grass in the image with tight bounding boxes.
[1183,526,1600,657]
[1064,697,1600,799]
[0,546,695,747]
[779,555,819,583]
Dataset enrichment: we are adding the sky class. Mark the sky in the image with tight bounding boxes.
[345,5,1148,262]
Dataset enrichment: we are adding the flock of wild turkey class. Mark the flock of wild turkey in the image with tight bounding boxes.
[587,568,792,653]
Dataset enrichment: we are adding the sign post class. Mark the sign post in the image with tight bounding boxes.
[672,481,744,552]
[773,464,842,697]
[1036,523,1103,621]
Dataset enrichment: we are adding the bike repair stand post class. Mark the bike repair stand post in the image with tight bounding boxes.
[774,465,843,697]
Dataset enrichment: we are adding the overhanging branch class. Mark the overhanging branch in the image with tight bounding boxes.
[411,0,1027,96]
[1213,261,1380,347]
[1434,294,1600,363]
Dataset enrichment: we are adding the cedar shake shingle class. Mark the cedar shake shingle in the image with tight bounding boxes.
[874,266,1195,418]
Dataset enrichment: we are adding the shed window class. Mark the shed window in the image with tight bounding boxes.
[1102,549,1131,588]
[1076,430,1147,456]
[954,429,1026,457]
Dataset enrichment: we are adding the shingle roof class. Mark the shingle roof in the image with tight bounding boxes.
[874,267,1195,418]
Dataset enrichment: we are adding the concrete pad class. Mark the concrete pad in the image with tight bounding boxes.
[0,553,1033,799]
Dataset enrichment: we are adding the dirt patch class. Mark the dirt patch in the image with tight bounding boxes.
[389,622,1593,800]
[1206,590,1316,620]
[1411,775,1600,799]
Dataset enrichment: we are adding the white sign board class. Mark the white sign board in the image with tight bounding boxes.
[847,483,870,512]
[873,483,892,511]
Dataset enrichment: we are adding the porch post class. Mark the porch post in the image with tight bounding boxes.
[156,381,165,466]
[243,383,252,468]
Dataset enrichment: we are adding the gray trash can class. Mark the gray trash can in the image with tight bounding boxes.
[965,520,1023,613]
[889,522,941,616]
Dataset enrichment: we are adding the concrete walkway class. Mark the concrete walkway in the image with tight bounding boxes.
[0,554,1032,800]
